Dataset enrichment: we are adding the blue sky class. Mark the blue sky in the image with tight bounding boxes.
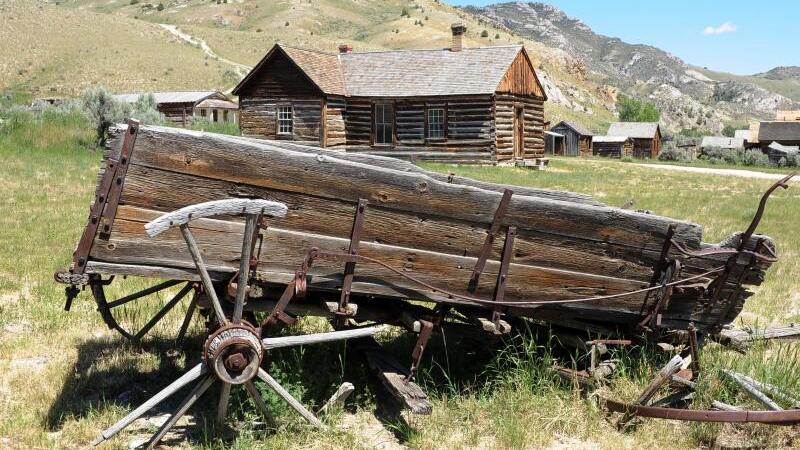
[447,1,798,75]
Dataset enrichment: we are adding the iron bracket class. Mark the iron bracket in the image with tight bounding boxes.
[337,199,368,323]
[489,226,516,333]
[468,189,513,293]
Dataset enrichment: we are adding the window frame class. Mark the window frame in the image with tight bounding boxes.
[426,106,446,141]
[373,102,394,146]
[277,104,294,135]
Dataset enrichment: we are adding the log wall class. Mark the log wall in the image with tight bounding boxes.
[494,94,545,161]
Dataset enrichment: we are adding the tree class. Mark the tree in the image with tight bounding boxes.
[616,95,660,122]
[721,124,736,137]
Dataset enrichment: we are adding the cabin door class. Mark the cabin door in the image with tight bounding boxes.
[513,106,525,159]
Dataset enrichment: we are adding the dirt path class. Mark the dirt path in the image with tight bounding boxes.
[159,24,251,80]
[636,163,797,181]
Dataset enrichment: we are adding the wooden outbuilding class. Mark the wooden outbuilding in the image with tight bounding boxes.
[232,24,548,164]
[115,91,232,127]
[766,142,799,165]
[548,120,593,156]
[606,122,662,159]
[592,135,634,158]
[194,98,239,124]
[700,136,744,151]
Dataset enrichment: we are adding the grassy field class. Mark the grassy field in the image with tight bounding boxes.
[1,114,799,449]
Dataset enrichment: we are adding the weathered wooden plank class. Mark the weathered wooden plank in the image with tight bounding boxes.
[109,125,702,259]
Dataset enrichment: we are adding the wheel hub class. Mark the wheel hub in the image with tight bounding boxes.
[204,323,263,385]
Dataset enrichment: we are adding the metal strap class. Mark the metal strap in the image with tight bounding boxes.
[468,189,513,293]
[490,226,516,328]
[99,119,140,239]
[338,199,368,317]
[69,119,140,274]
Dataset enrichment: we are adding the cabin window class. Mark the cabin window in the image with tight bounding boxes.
[427,107,445,140]
[223,111,229,122]
[212,110,219,122]
[200,109,207,117]
[374,103,394,145]
[277,105,293,134]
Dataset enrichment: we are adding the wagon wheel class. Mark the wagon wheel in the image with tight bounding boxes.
[90,276,200,344]
[91,199,384,448]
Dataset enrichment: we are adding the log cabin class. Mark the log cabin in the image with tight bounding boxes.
[232,24,548,164]
[606,122,662,159]
[592,135,634,158]
[548,120,593,157]
[748,121,800,150]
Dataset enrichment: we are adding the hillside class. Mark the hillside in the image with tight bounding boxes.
[2,0,796,134]
[463,2,800,132]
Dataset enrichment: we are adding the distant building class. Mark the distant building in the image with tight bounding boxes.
[700,136,744,151]
[748,121,800,150]
[766,142,799,165]
[605,122,662,158]
[591,135,634,158]
[776,110,800,121]
[194,98,239,124]
[231,24,548,164]
[115,91,235,127]
[548,120,593,157]
[734,129,751,144]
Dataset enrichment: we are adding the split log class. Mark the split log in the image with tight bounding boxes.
[318,382,355,415]
[721,370,783,411]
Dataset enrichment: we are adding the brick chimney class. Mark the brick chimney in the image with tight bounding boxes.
[338,44,353,54]
[450,23,467,52]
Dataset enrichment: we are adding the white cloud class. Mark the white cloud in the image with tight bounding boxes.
[703,22,737,35]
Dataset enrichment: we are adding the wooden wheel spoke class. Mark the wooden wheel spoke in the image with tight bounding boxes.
[145,375,215,450]
[244,381,276,428]
[215,382,232,428]
[261,326,384,351]
[133,282,194,341]
[233,214,258,323]
[180,224,228,326]
[90,363,206,447]
[105,279,183,309]
[256,368,322,427]
[176,292,198,345]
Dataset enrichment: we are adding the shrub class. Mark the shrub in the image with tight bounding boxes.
[481,30,489,38]
[284,21,289,26]
[617,95,660,122]
[189,117,240,136]
[700,146,740,165]
[658,145,692,162]
[742,149,769,166]
[75,86,163,146]
[156,3,164,11]
[129,0,139,4]
[400,7,409,17]
[722,124,736,137]
[495,33,500,39]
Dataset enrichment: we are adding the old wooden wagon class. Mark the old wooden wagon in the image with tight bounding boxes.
[55,121,789,446]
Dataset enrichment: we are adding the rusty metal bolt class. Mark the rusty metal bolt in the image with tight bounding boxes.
[224,352,249,372]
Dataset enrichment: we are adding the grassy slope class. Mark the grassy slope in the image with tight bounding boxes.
[1,115,798,449]
[695,66,800,102]
[5,0,609,130]
[0,1,233,97]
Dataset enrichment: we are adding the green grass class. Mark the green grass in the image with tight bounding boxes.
[0,114,798,449]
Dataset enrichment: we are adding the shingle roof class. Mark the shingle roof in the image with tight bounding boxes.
[340,45,525,97]
[235,43,544,98]
[552,120,593,136]
[115,91,222,105]
[195,98,238,110]
[280,46,346,96]
[767,141,799,155]
[758,121,800,142]
[607,122,660,139]
[700,136,744,149]
[592,135,631,143]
